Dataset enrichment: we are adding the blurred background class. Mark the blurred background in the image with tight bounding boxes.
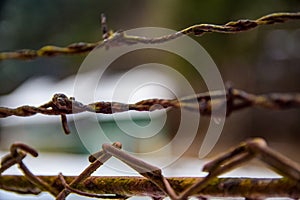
[0,0,300,170]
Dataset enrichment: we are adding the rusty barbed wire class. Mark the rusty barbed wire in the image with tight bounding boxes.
[0,88,300,134]
[0,138,299,199]
[0,11,299,200]
[0,12,299,60]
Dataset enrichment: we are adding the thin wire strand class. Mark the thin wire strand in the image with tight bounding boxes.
[0,88,299,134]
[0,12,299,60]
[1,89,299,118]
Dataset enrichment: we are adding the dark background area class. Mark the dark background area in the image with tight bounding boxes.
[0,1,299,161]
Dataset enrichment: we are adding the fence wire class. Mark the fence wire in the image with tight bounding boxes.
[0,138,299,199]
[0,88,299,134]
[0,12,299,60]
[0,11,300,199]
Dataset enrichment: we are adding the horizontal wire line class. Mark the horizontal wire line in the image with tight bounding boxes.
[0,12,299,60]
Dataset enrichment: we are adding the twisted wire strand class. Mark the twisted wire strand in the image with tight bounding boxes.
[0,12,299,60]
[0,88,299,135]
[0,88,299,118]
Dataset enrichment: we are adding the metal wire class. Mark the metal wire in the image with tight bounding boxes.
[0,139,299,199]
[0,11,300,199]
[0,88,299,134]
[0,12,299,60]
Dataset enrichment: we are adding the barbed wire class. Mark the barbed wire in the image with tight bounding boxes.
[0,11,300,199]
[0,12,299,60]
[0,138,299,199]
[0,88,299,134]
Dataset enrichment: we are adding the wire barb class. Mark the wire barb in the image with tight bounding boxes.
[0,143,58,195]
[0,12,299,60]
